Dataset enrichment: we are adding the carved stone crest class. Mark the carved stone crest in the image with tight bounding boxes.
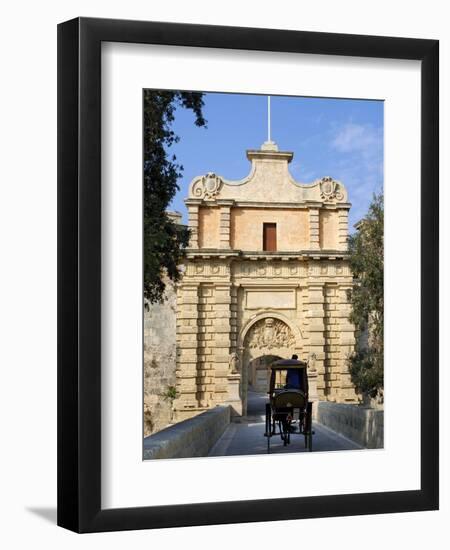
[229,352,240,374]
[319,176,343,202]
[194,172,223,199]
[308,352,317,372]
[246,318,295,350]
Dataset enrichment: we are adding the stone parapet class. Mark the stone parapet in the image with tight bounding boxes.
[143,406,231,460]
[315,401,384,448]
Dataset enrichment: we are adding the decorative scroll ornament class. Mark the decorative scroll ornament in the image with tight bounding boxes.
[246,318,295,350]
[193,172,223,199]
[319,176,343,202]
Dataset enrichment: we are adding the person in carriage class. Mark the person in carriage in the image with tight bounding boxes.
[284,354,305,392]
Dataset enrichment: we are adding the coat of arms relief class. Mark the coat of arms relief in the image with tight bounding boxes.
[193,172,223,199]
[246,318,295,350]
[319,176,344,202]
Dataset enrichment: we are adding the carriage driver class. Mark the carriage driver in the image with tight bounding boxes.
[284,354,304,391]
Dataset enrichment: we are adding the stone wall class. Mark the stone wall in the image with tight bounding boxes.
[231,208,310,251]
[316,401,384,448]
[144,278,178,437]
[143,405,231,459]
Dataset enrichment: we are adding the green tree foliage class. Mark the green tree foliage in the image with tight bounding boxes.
[143,90,206,303]
[348,193,384,398]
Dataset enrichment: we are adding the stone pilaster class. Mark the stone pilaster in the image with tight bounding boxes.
[323,283,342,401]
[196,283,214,408]
[186,199,201,248]
[217,199,234,249]
[337,208,349,251]
[174,283,200,416]
[229,283,238,351]
[336,285,357,402]
[309,208,320,249]
[306,281,326,399]
[212,283,232,407]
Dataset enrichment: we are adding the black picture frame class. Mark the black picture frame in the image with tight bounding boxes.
[57,17,439,533]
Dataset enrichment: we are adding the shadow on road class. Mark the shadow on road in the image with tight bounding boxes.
[209,390,362,457]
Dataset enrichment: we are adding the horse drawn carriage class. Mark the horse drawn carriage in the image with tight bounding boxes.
[264,358,313,453]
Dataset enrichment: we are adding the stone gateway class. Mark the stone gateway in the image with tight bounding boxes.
[173,140,357,422]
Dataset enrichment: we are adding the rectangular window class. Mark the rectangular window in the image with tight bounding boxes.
[263,223,277,251]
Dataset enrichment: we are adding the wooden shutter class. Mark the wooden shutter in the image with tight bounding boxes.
[263,223,277,251]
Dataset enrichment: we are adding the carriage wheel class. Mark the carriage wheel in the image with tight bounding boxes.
[281,419,290,446]
[265,404,271,453]
[306,402,313,452]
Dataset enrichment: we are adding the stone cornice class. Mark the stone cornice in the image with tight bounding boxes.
[246,149,294,163]
[185,248,349,260]
[184,198,351,210]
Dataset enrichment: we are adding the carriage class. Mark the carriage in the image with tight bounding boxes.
[264,358,313,453]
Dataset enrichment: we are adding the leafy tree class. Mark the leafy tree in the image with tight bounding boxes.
[348,193,384,398]
[143,90,206,303]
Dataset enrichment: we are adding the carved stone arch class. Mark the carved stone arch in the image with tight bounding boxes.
[238,312,303,351]
[238,313,303,416]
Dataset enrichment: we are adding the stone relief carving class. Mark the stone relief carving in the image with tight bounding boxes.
[308,352,317,372]
[193,172,223,199]
[246,317,295,350]
[319,176,344,202]
[229,352,240,375]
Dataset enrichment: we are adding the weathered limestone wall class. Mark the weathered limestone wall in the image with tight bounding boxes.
[316,401,384,448]
[144,279,178,437]
[319,210,339,249]
[143,406,231,459]
[174,256,358,420]
[231,208,309,250]
[174,279,234,421]
[198,206,220,248]
[319,283,356,401]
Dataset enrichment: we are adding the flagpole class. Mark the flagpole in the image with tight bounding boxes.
[267,95,271,142]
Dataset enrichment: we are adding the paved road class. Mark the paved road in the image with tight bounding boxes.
[209,390,362,457]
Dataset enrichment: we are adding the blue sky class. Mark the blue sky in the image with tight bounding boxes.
[166,92,383,231]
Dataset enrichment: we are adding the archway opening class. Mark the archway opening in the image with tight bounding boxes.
[248,355,282,393]
[246,355,282,417]
[240,315,301,416]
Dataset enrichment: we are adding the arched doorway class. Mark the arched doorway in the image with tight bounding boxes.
[246,355,282,417]
[240,315,301,416]
[248,354,282,393]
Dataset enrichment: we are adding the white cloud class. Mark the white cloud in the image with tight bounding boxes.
[329,122,383,230]
[331,122,382,156]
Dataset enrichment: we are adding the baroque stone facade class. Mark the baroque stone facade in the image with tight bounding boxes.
[173,140,357,421]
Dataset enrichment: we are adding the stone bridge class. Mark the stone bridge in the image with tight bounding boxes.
[144,388,383,459]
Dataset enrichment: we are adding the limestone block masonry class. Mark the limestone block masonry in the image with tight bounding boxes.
[173,140,358,422]
[316,401,384,448]
[144,277,178,436]
[143,406,231,459]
